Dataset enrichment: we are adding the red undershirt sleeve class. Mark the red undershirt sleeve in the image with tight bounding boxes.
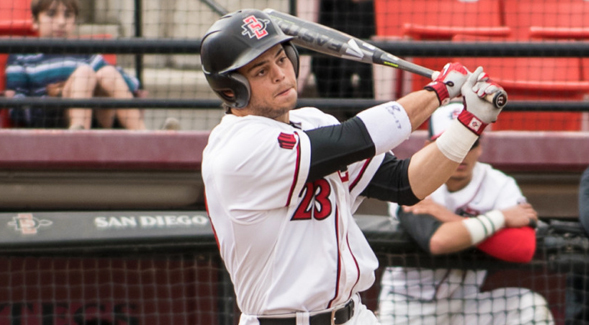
[476,226,536,263]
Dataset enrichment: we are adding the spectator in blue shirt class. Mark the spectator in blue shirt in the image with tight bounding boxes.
[5,0,146,130]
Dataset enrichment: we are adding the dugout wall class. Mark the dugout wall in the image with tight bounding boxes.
[0,210,586,325]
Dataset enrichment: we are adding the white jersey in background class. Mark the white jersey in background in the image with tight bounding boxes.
[381,162,523,300]
[379,162,553,325]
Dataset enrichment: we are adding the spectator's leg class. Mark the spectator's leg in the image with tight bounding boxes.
[95,66,146,130]
[114,108,145,130]
[62,65,97,129]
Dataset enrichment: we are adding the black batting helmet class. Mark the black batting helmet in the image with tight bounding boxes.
[200,9,300,108]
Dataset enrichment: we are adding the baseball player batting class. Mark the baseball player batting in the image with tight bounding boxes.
[201,9,506,325]
[379,102,554,325]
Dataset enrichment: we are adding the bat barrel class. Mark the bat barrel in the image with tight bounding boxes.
[265,8,507,110]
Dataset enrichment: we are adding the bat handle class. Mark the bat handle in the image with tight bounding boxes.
[426,72,508,110]
[423,64,507,109]
[486,89,508,110]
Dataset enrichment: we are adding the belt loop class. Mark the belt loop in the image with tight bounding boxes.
[296,311,310,325]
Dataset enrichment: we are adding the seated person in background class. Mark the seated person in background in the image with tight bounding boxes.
[378,101,554,325]
[5,0,145,130]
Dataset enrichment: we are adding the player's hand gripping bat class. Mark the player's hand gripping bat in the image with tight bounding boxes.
[263,9,507,109]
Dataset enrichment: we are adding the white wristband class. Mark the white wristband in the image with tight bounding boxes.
[462,210,506,245]
[435,119,479,162]
[356,101,412,155]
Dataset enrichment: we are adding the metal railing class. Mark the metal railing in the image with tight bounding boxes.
[2,38,589,111]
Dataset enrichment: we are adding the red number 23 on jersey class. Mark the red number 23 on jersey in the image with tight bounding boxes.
[292,179,333,221]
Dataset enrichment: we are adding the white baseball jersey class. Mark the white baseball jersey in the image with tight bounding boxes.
[203,107,386,320]
[381,162,524,300]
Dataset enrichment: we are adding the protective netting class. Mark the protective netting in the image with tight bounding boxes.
[0,216,587,324]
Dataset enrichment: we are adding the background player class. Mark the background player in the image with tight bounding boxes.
[201,9,505,325]
[378,102,554,325]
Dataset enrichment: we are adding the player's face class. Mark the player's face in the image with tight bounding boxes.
[35,1,76,38]
[236,44,298,123]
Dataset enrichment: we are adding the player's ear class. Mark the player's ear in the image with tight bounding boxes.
[222,90,235,99]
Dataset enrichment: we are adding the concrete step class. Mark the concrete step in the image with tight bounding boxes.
[141,67,215,100]
[76,24,120,38]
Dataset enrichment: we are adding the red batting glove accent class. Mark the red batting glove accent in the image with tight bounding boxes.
[424,81,450,106]
[457,103,488,136]
[424,62,470,105]
[477,227,536,263]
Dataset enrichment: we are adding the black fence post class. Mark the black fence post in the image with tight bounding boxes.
[289,0,297,15]
[134,0,144,89]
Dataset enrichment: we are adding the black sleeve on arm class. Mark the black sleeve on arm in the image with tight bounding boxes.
[360,153,420,206]
[396,207,442,254]
[305,117,376,182]
[579,166,589,235]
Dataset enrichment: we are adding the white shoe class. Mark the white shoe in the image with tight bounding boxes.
[161,117,181,130]
[69,124,85,130]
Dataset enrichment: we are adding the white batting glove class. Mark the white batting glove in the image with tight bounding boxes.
[473,73,501,100]
[458,66,505,135]
[425,62,470,105]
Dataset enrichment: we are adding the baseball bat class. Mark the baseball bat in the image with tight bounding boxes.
[263,9,507,109]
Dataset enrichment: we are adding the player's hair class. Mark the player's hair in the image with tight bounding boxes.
[31,0,80,20]
[200,9,299,109]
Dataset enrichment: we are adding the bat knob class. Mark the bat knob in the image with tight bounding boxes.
[492,90,508,109]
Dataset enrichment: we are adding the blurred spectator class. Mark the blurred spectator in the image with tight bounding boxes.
[378,101,554,325]
[311,0,375,100]
[5,0,146,130]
